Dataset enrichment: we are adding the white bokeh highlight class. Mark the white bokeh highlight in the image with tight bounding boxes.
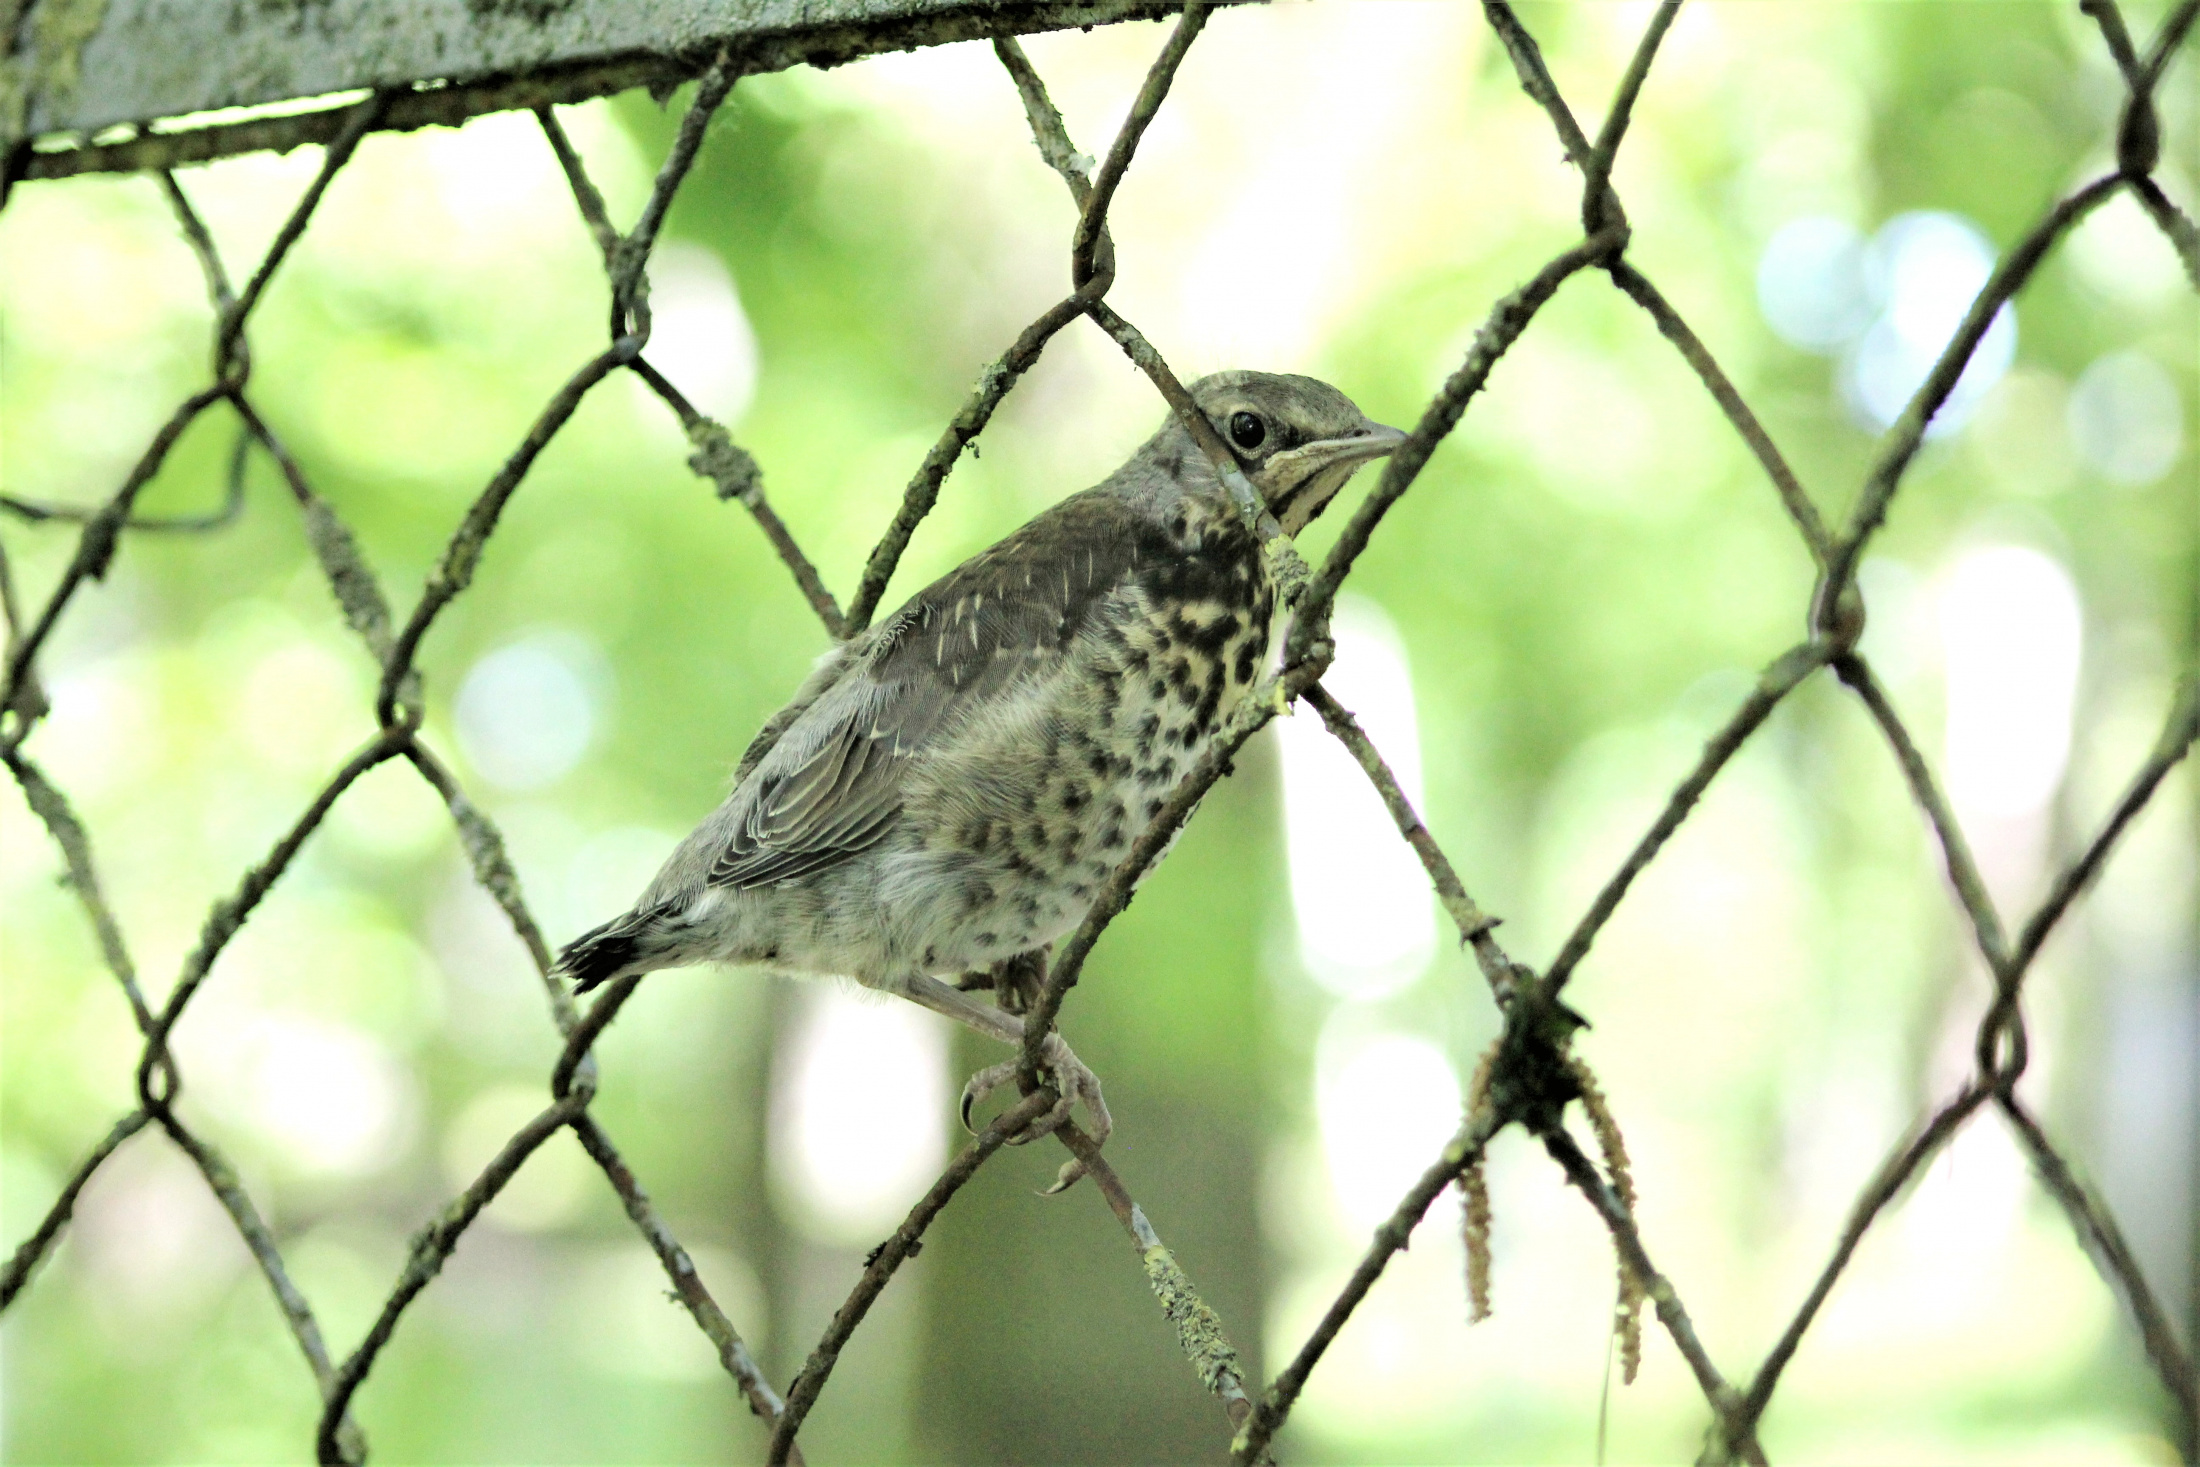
[201,1013,417,1178]
[1315,1018,1461,1232]
[1757,211,2015,437]
[1846,212,2015,436]
[2067,350,2184,486]
[1938,544,2083,822]
[643,241,760,425]
[770,984,949,1246]
[1756,216,1874,351]
[1163,6,1445,367]
[454,630,607,793]
[1277,599,1435,1000]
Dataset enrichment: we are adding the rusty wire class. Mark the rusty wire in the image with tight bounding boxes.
[3,2,2198,1463]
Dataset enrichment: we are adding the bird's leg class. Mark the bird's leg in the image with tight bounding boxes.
[992,948,1048,1015]
[883,972,1111,1170]
[949,949,1047,1014]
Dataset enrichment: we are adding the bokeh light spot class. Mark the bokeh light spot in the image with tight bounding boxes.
[1315,1020,1460,1232]
[1845,212,2014,436]
[2067,350,2183,487]
[641,242,760,426]
[1278,599,1434,1000]
[1761,211,2015,437]
[1757,216,1873,352]
[1938,544,2082,821]
[454,631,607,793]
[770,984,948,1246]
[200,1013,418,1179]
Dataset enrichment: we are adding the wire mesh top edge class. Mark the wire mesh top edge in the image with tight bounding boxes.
[7,0,1198,180]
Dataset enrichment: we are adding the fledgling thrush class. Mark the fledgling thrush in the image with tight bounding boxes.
[556,371,1402,1176]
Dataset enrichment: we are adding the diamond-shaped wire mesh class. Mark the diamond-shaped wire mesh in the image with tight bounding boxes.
[2,3,2196,1463]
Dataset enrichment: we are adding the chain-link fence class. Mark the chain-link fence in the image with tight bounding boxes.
[3,1,2196,1462]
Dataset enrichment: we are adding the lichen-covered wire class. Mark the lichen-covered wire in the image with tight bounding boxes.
[2,3,2196,1462]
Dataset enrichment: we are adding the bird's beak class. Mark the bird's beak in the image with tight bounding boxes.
[1263,421,1408,535]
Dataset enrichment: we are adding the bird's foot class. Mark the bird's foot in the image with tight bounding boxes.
[991,948,1048,1016]
[959,1031,1111,1191]
[950,949,1046,1014]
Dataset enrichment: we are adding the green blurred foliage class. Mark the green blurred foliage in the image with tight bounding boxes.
[3,3,2196,1464]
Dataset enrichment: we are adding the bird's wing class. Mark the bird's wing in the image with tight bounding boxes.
[705,490,1154,891]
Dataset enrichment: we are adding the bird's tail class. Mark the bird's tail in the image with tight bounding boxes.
[555,917,648,995]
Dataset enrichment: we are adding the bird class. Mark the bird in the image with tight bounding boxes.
[555,371,1403,1177]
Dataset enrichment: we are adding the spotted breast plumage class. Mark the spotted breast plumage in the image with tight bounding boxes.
[556,370,1402,1169]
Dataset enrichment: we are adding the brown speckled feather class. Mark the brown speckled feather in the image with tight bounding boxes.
[705,491,1153,891]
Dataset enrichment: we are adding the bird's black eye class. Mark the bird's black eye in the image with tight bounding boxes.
[1228,411,1267,452]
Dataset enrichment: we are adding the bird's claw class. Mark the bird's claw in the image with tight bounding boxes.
[958,1032,1111,1191]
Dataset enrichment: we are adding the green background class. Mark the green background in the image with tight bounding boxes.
[2,3,2195,1462]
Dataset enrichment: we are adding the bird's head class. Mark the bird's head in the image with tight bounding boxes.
[1184,371,1406,535]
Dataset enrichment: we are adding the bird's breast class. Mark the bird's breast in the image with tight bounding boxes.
[1048,555,1273,854]
[883,511,1274,972]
